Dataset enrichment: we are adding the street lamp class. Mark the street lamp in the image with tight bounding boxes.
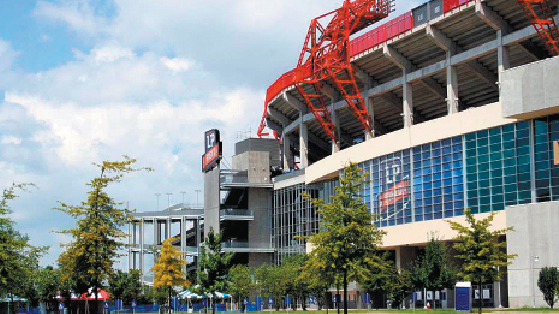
[195,189,201,208]
[155,193,161,210]
[532,255,539,308]
[166,192,173,209]
[180,191,186,205]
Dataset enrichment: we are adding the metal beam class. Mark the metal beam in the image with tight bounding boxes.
[475,1,511,34]
[383,45,412,70]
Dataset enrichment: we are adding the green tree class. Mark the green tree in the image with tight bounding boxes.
[151,237,190,313]
[55,156,152,314]
[255,263,288,311]
[408,239,456,310]
[359,254,393,308]
[283,255,311,310]
[304,163,385,314]
[108,269,143,305]
[35,266,61,312]
[389,268,413,310]
[228,264,254,311]
[198,228,234,314]
[0,184,47,314]
[538,267,559,308]
[447,208,515,314]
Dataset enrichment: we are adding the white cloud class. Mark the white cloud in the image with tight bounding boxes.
[1,136,22,145]
[34,0,109,36]
[161,57,194,73]
[0,39,19,71]
[92,45,133,62]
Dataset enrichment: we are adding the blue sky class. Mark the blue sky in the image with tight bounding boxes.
[0,0,422,269]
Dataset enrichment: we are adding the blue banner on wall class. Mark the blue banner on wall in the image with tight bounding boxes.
[456,287,471,311]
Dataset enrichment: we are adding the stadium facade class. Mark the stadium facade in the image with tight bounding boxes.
[129,0,559,309]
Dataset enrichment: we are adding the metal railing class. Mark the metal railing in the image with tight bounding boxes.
[221,242,273,250]
[219,209,255,217]
[220,169,249,184]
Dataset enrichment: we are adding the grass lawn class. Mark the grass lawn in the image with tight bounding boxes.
[133,309,559,314]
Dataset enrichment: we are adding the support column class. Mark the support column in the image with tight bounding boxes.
[283,134,293,171]
[154,218,159,245]
[139,218,144,278]
[403,71,413,128]
[196,216,201,279]
[167,218,172,240]
[129,221,133,271]
[363,81,374,140]
[446,50,459,114]
[181,216,186,275]
[331,101,341,153]
[299,112,309,168]
[497,30,510,83]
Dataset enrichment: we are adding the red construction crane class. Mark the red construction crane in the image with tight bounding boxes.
[257,0,393,141]
[516,0,559,56]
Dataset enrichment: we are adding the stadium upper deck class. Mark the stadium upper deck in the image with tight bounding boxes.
[262,0,558,167]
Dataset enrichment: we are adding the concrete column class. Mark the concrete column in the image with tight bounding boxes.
[299,112,309,168]
[154,218,159,245]
[446,51,459,114]
[167,218,172,240]
[497,30,510,83]
[139,218,144,276]
[403,71,413,128]
[283,135,293,171]
[181,216,186,274]
[129,222,133,271]
[363,80,374,140]
[331,101,341,154]
[395,246,401,271]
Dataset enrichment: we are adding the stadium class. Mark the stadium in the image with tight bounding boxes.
[130,0,559,310]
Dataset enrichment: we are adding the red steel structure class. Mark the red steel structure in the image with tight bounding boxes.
[516,0,559,56]
[293,0,393,142]
[257,0,394,140]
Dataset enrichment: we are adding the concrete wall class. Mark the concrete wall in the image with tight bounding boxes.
[304,102,517,184]
[506,202,559,308]
[232,151,271,185]
[249,252,272,268]
[204,166,221,235]
[380,211,506,248]
[248,187,271,246]
[501,56,559,120]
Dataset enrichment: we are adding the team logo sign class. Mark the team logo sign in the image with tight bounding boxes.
[376,156,410,219]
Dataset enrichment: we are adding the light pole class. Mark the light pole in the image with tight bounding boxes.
[532,255,539,308]
[180,191,186,205]
[166,193,173,209]
[195,189,201,208]
[155,193,161,210]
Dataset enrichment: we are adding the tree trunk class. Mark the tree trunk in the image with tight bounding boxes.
[95,286,98,314]
[343,270,348,314]
[478,281,482,314]
[337,284,340,314]
[325,290,328,314]
[168,286,171,314]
